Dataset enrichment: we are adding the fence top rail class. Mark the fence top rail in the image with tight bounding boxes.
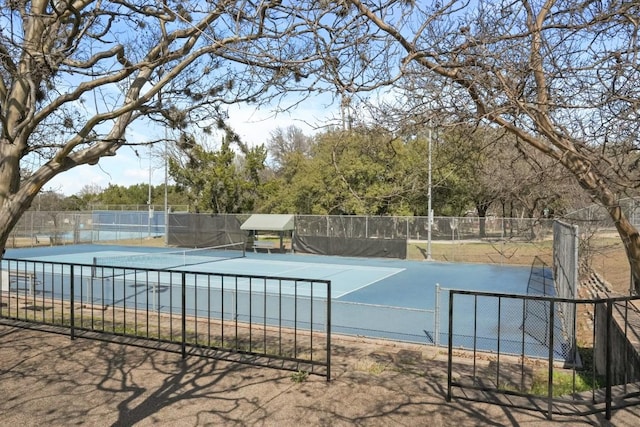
[1,257,332,286]
[448,288,640,304]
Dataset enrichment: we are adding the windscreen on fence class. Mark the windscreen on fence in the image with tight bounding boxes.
[293,215,407,258]
[292,234,407,259]
[167,213,249,247]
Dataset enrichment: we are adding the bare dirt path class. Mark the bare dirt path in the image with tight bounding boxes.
[1,323,638,426]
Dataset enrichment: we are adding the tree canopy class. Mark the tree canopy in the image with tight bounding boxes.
[168,129,266,213]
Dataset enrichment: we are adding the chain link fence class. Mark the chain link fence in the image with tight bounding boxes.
[7,210,167,247]
[9,212,564,247]
[295,214,559,241]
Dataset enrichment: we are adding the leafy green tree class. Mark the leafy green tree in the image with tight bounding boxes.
[169,131,266,213]
[267,126,315,172]
[441,126,499,218]
[76,182,188,209]
[151,184,190,209]
[97,184,148,206]
[259,126,318,213]
[265,128,429,215]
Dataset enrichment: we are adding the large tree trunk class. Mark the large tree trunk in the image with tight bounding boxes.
[561,151,640,294]
[476,201,491,238]
[0,188,37,253]
[0,138,35,253]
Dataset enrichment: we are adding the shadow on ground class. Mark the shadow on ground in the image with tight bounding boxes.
[0,323,638,426]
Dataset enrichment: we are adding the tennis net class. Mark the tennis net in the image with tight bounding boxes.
[92,242,246,273]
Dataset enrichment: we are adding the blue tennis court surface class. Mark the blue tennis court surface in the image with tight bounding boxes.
[5,244,561,359]
[6,244,528,305]
[9,246,405,299]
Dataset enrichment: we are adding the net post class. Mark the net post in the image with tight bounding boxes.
[91,256,97,279]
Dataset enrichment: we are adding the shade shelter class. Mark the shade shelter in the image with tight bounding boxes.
[240,214,295,252]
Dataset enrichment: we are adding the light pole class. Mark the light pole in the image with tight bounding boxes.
[148,143,152,238]
[164,130,169,245]
[427,125,433,261]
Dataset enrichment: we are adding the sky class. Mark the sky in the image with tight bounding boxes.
[48,100,338,196]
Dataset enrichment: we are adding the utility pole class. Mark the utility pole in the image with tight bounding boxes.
[148,143,152,238]
[427,124,433,261]
[164,129,169,245]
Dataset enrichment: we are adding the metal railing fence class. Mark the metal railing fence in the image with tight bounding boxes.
[0,257,331,379]
[446,289,640,420]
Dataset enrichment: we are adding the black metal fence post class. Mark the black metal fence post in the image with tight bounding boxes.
[547,299,555,420]
[181,271,186,359]
[606,299,613,420]
[326,280,332,382]
[70,265,75,340]
[446,290,454,402]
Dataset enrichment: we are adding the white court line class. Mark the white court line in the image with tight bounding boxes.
[230,259,406,297]
[267,264,317,276]
[271,265,352,279]
[88,256,405,299]
[255,264,405,298]
[222,260,405,299]
[240,258,403,278]
[333,268,405,299]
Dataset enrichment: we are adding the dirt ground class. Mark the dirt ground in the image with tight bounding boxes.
[587,240,631,294]
[1,322,640,426]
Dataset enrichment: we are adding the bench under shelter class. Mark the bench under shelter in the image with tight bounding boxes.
[240,214,295,253]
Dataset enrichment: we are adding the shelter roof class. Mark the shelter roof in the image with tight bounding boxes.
[240,214,295,231]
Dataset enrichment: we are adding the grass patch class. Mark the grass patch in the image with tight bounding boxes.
[290,370,309,383]
[530,369,599,397]
[407,240,553,266]
[529,347,601,397]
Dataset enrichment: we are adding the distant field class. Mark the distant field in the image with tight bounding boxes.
[407,240,553,266]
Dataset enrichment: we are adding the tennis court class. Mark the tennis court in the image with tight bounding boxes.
[2,243,566,360]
